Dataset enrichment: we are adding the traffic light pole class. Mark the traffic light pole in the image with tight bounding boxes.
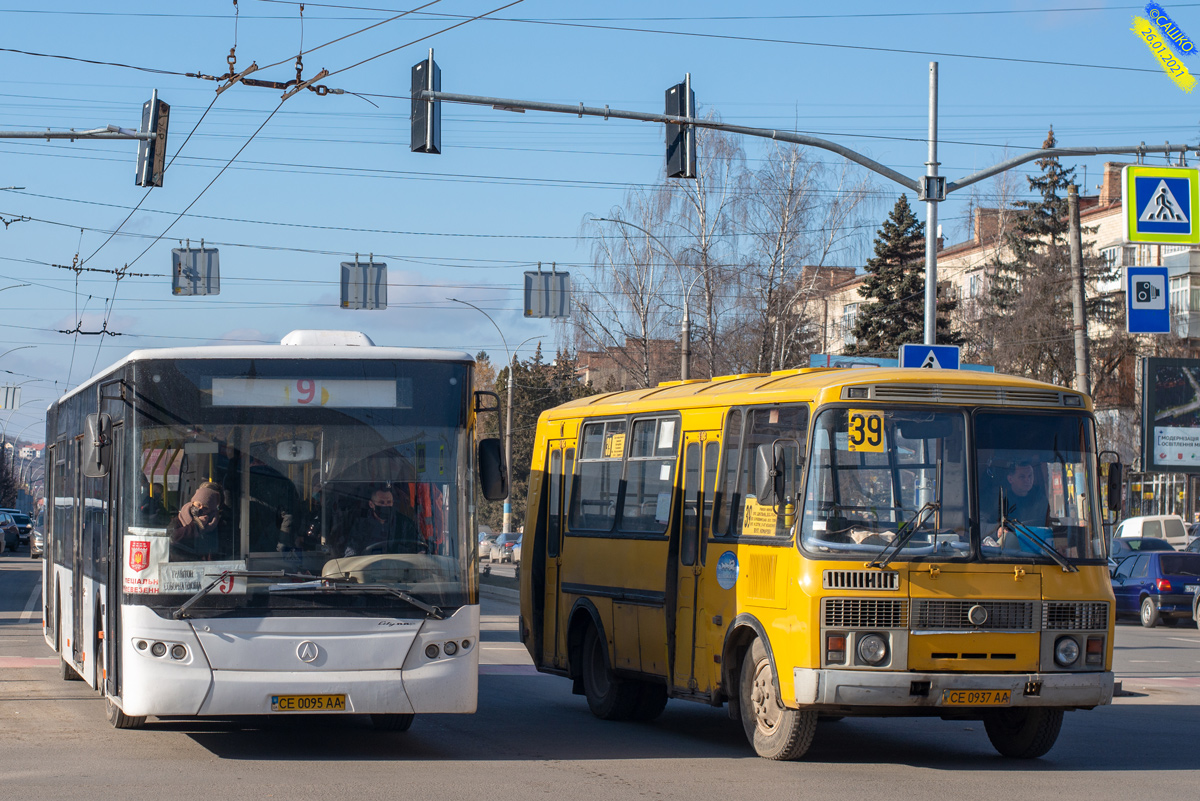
[415,62,1196,348]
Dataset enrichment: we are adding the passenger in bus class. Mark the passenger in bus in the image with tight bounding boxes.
[167,482,227,560]
[341,487,420,557]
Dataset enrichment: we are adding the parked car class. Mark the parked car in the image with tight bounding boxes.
[1113,515,1189,548]
[1110,550,1200,627]
[1110,536,1175,559]
[511,535,522,563]
[488,532,520,563]
[1187,538,1200,554]
[0,512,19,553]
[7,512,32,546]
[478,531,498,559]
[30,529,43,559]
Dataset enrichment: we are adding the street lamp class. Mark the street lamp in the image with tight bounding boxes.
[449,297,543,535]
[592,217,723,382]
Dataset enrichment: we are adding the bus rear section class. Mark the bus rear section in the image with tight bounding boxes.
[519,369,1115,760]
[44,334,501,729]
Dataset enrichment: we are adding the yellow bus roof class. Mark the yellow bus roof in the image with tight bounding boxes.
[544,367,1091,420]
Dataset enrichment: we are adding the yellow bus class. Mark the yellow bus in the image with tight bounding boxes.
[518,367,1116,760]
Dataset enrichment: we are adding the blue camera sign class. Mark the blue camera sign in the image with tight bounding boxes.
[1126,266,1171,334]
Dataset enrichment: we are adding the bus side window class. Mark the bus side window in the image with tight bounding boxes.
[563,448,575,536]
[712,410,742,537]
[570,421,625,532]
[681,442,701,566]
[547,450,562,557]
[702,441,719,563]
[620,417,679,533]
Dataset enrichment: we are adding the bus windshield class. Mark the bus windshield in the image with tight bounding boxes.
[975,411,1103,563]
[123,357,473,616]
[801,408,969,559]
[800,407,1104,563]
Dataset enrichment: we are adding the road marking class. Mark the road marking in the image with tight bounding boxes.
[0,657,57,668]
[1129,660,1171,663]
[1167,637,1200,644]
[20,584,40,623]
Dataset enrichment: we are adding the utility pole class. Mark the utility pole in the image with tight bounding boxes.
[1068,184,1091,396]
[924,62,940,346]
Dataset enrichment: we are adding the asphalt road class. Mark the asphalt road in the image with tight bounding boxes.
[2,550,1198,801]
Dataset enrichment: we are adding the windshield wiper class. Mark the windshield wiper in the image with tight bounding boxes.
[997,492,1078,573]
[271,577,445,620]
[172,570,310,619]
[999,516,1078,573]
[869,501,939,569]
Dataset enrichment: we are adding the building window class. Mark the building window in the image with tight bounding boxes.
[1100,247,1118,271]
[842,303,858,346]
[968,274,981,298]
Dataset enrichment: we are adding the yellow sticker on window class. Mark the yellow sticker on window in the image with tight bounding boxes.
[846,410,884,453]
[604,432,626,458]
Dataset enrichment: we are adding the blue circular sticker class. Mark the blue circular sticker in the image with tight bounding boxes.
[716,550,738,590]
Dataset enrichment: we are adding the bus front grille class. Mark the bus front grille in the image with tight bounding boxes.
[1043,601,1109,630]
[849,384,1068,407]
[823,569,900,591]
[823,598,909,629]
[912,599,1036,631]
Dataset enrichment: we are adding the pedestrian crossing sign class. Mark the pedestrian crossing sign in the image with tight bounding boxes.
[1123,165,1200,244]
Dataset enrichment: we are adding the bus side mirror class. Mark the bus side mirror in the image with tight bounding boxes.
[754,443,785,506]
[83,413,113,478]
[1106,460,1123,513]
[478,438,508,501]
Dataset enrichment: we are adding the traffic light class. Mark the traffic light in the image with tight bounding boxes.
[665,77,695,179]
[135,90,169,187]
[411,50,441,154]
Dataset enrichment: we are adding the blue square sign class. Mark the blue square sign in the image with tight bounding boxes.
[1126,266,1170,334]
[1123,165,1200,245]
[1134,176,1192,235]
[899,344,960,370]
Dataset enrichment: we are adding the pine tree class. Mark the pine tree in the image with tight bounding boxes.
[847,194,961,355]
[981,127,1089,383]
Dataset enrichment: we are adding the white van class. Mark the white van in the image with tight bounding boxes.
[1112,515,1189,547]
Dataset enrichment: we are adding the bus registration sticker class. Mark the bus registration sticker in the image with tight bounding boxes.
[846,410,885,453]
[716,551,738,590]
[941,689,1011,706]
[270,694,347,712]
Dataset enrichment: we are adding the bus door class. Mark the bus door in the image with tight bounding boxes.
[104,426,123,696]
[673,433,720,695]
[71,437,85,667]
[543,444,573,668]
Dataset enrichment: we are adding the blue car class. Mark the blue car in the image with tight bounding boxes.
[1111,551,1200,627]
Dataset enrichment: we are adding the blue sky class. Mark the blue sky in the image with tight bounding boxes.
[0,1,1197,443]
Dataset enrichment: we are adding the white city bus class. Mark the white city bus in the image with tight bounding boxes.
[43,330,506,729]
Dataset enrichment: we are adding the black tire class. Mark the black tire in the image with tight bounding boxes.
[738,638,817,760]
[983,708,1063,759]
[1140,596,1160,628]
[818,715,845,723]
[105,696,146,729]
[370,713,415,731]
[630,682,669,722]
[580,625,639,720]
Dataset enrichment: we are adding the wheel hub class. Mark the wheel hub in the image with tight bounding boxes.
[751,663,780,733]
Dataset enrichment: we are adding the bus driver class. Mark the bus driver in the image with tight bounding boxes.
[168,482,226,560]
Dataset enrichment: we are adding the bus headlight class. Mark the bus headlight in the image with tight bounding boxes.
[1054,636,1080,667]
[857,633,888,665]
[150,642,167,657]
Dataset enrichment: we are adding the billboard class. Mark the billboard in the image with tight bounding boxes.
[1141,357,1200,473]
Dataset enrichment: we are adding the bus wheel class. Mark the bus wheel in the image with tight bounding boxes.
[580,625,639,720]
[739,638,816,760]
[983,707,1063,758]
[1140,597,1160,628]
[630,682,668,722]
[105,697,146,730]
[370,713,415,732]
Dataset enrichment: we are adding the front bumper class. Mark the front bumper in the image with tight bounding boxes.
[794,668,1114,709]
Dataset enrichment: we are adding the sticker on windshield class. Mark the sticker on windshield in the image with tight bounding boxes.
[716,551,738,590]
[846,410,885,453]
